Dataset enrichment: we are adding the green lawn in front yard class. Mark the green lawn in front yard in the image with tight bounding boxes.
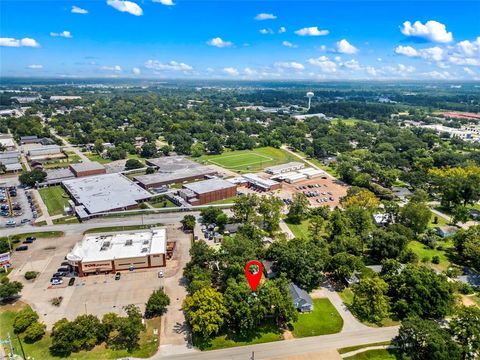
[0,303,160,360]
[148,197,177,208]
[339,342,391,354]
[52,216,80,225]
[407,239,454,271]
[41,152,81,169]
[338,288,354,306]
[194,323,282,351]
[291,298,343,337]
[84,152,113,164]
[344,348,399,360]
[196,147,301,173]
[285,219,310,239]
[38,186,70,216]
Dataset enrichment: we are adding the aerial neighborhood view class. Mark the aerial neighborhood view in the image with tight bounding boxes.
[1,1,480,359]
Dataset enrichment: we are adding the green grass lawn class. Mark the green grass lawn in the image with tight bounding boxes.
[41,152,81,169]
[38,186,70,216]
[285,219,311,239]
[196,147,301,173]
[52,216,80,225]
[207,196,239,205]
[339,342,391,354]
[0,303,160,359]
[84,152,112,164]
[338,288,354,306]
[83,223,164,234]
[148,197,177,208]
[194,323,282,351]
[344,348,400,360]
[407,239,454,271]
[291,298,343,337]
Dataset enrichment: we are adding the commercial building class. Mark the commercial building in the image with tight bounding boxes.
[63,173,152,219]
[135,156,216,188]
[0,135,16,151]
[66,228,167,276]
[272,171,307,184]
[300,167,325,179]
[27,145,64,161]
[69,161,106,177]
[0,151,22,172]
[179,178,237,205]
[241,173,282,191]
[265,162,305,175]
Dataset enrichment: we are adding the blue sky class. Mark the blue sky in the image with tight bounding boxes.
[1,1,479,80]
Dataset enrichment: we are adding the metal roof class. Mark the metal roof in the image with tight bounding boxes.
[183,178,236,194]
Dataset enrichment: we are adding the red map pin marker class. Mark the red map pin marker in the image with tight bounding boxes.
[245,260,263,292]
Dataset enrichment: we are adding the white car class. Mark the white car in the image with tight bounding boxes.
[158,271,164,278]
[51,278,63,285]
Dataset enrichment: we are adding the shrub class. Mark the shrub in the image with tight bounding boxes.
[145,289,170,317]
[23,321,45,343]
[432,256,440,264]
[51,297,63,306]
[13,307,39,334]
[422,256,430,263]
[24,271,38,280]
[457,282,475,295]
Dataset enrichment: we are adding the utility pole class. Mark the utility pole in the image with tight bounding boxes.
[15,333,26,360]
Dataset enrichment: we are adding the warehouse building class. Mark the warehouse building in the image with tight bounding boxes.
[62,173,152,219]
[265,162,305,175]
[66,228,167,276]
[241,173,282,191]
[179,178,237,205]
[135,156,216,188]
[70,161,106,177]
[272,171,307,184]
[27,145,64,161]
[0,151,22,172]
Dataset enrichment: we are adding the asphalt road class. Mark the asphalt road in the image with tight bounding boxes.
[0,212,201,236]
[140,327,399,360]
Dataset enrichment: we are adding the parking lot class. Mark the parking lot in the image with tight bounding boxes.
[7,225,190,329]
[0,179,35,228]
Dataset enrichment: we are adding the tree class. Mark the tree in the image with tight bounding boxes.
[452,205,470,224]
[146,166,155,174]
[23,321,46,343]
[388,265,455,319]
[13,307,39,334]
[399,201,431,234]
[449,306,480,360]
[352,276,390,323]
[124,158,143,170]
[181,214,196,232]
[145,289,170,317]
[453,226,480,271]
[286,193,309,224]
[0,279,23,300]
[342,188,380,213]
[206,137,223,154]
[200,207,223,224]
[393,317,461,360]
[19,169,47,187]
[140,142,157,158]
[0,162,6,174]
[369,229,408,261]
[183,287,227,340]
[232,194,259,223]
[190,143,205,157]
[108,305,145,351]
[94,138,104,154]
[258,196,283,234]
[328,252,363,280]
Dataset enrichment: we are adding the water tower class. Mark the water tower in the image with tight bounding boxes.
[306,91,314,110]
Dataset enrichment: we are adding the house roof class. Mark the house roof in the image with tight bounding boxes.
[289,283,313,307]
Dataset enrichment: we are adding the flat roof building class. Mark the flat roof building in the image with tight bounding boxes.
[265,162,305,175]
[0,151,22,172]
[179,178,237,205]
[70,161,106,177]
[63,173,152,217]
[135,156,216,188]
[66,228,167,276]
[241,173,282,191]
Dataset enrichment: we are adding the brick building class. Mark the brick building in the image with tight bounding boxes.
[179,178,237,205]
[69,162,106,177]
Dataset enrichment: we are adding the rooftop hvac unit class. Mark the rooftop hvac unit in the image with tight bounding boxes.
[141,247,148,253]
[143,240,149,245]
[125,239,133,246]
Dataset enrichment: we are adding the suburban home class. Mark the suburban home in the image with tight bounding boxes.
[262,260,277,279]
[435,226,459,238]
[289,283,314,312]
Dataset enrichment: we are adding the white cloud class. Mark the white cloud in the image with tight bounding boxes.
[0,37,40,47]
[282,41,298,48]
[223,67,239,76]
[101,65,122,72]
[425,70,451,79]
[244,67,255,76]
[319,45,327,52]
[153,0,175,5]
[71,5,88,14]
[463,67,476,76]
[343,59,361,70]
[145,60,193,71]
[397,63,415,74]
[295,27,329,36]
[336,39,358,54]
[366,66,378,76]
[400,20,453,43]
[27,64,43,69]
[50,31,72,38]
[260,28,274,35]
[255,13,277,20]
[278,27,286,34]
[420,46,444,62]
[456,37,480,57]
[274,61,304,70]
[132,67,141,75]
[106,0,143,16]
[395,45,418,57]
[307,56,337,73]
[207,37,233,48]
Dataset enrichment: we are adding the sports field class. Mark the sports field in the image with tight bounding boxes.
[197,147,301,173]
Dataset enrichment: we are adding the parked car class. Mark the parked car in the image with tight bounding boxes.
[6,220,16,227]
[52,272,65,278]
[26,236,36,242]
[15,245,28,251]
[115,272,121,280]
[21,219,31,224]
[51,278,63,285]
[158,271,164,278]
[23,239,34,244]
[57,267,69,273]
[68,278,75,286]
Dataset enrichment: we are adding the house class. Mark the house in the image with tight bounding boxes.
[435,226,459,238]
[289,283,314,312]
[344,273,360,287]
[262,260,277,279]
[391,186,413,201]
[372,213,390,227]
[456,267,480,288]
[224,223,242,235]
